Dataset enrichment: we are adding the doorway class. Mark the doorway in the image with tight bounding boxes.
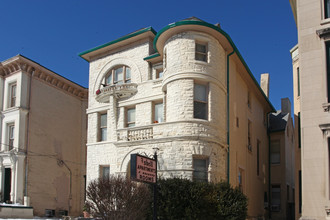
[4,168,11,203]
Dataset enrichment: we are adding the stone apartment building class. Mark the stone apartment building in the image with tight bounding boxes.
[80,17,276,219]
[289,0,330,219]
[0,55,88,217]
[269,98,295,220]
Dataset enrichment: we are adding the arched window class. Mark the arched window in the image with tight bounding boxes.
[104,66,131,85]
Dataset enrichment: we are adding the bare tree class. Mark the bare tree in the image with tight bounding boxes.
[85,175,151,220]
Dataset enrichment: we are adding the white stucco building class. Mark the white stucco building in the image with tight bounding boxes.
[0,55,88,217]
[81,17,275,219]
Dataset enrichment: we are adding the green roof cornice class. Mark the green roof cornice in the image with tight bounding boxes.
[79,26,157,59]
[143,53,160,60]
[154,20,275,111]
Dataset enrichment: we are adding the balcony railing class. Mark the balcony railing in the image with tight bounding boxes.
[117,127,153,141]
[116,120,225,144]
[96,83,138,103]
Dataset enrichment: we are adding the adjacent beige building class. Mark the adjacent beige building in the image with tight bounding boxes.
[81,17,275,219]
[0,55,88,217]
[269,98,295,220]
[290,0,330,219]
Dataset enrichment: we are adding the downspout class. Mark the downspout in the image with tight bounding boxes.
[267,112,271,220]
[227,50,235,183]
[24,68,34,204]
[57,159,72,214]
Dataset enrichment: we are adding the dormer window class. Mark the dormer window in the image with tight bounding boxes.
[105,66,131,86]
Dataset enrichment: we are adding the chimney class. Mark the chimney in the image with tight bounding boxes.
[260,73,269,98]
[281,98,291,115]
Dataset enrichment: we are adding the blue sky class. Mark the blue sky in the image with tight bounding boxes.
[0,0,297,110]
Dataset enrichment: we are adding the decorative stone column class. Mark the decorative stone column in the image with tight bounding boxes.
[10,161,16,203]
[108,95,117,141]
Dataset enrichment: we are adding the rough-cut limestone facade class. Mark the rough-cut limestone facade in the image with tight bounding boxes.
[86,32,227,184]
[84,22,273,220]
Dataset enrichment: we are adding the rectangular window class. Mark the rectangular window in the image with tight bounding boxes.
[99,113,107,142]
[257,140,260,176]
[100,166,110,179]
[8,124,14,150]
[271,140,280,164]
[248,120,252,151]
[247,91,251,108]
[154,102,164,123]
[299,170,302,213]
[156,68,163,79]
[325,0,330,19]
[195,42,208,62]
[238,168,245,193]
[127,108,136,127]
[194,83,208,120]
[298,112,301,148]
[327,43,330,102]
[193,158,208,182]
[297,67,300,96]
[271,185,281,211]
[9,83,16,108]
[114,67,124,84]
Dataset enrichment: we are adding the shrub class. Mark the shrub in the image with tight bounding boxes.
[149,178,247,220]
[85,175,151,220]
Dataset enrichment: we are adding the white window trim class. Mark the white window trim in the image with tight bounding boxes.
[104,66,131,86]
[126,107,136,127]
[7,82,17,109]
[99,113,107,142]
[195,41,208,62]
[153,101,164,124]
[7,123,15,151]
[193,82,209,120]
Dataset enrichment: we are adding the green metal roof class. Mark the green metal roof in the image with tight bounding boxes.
[79,26,157,58]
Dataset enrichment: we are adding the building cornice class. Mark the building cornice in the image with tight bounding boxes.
[0,55,88,100]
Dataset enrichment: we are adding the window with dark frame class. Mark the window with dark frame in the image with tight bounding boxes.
[193,158,208,182]
[238,168,244,193]
[325,0,330,19]
[195,42,208,62]
[257,140,260,176]
[99,113,107,142]
[327,43,330,102]
[298,112,301,148]
[105,66,131,85]
[248,120,252,148]
[101,166,110,179]
[271,140,280,164]
[297,67,300,96]
[271,185,281,211]
[194,83,208,120]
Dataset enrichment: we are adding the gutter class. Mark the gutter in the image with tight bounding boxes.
[267,112,272,219]
[227,50,235,183]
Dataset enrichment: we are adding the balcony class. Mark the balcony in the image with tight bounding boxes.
[116,120,225,145]
[96,83,138,103]
[117,127,153,141]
